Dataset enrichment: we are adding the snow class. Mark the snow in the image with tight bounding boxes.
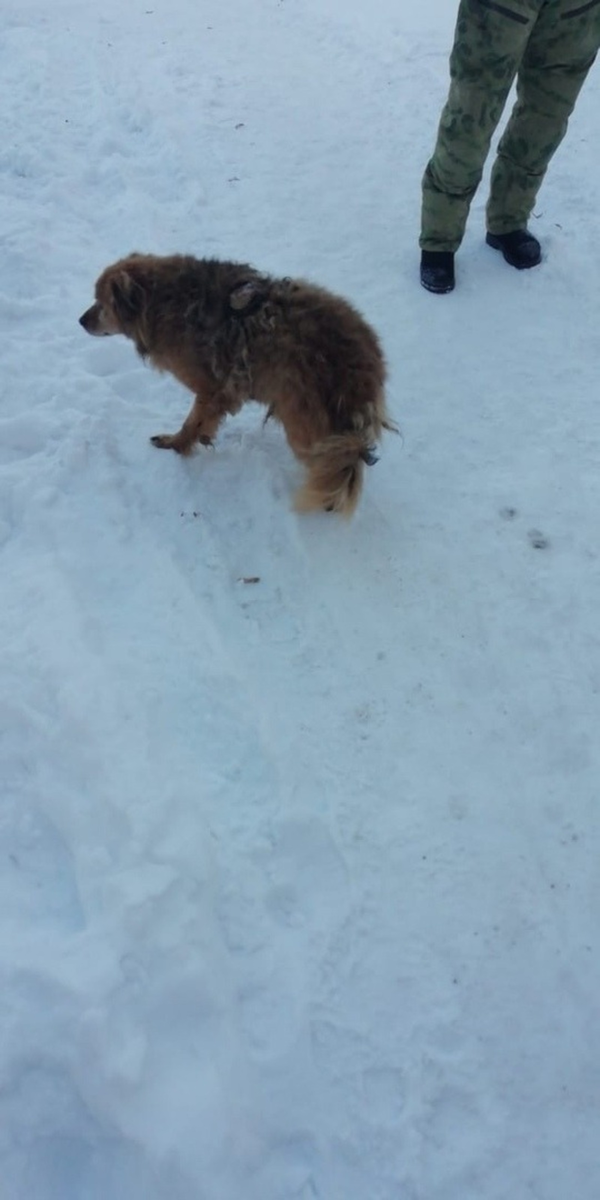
[1,0,599,1196]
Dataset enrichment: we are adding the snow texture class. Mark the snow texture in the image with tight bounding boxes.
[1,1,599,1197]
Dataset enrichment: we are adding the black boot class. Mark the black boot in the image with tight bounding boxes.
[486,229,541,269]
[420,250,455,294]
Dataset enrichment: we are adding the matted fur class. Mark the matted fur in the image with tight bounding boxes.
[79,253,396,516]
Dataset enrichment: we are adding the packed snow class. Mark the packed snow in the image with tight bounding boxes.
[1,1,599,1197]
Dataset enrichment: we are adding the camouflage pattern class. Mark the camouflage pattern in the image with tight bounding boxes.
[420,0,600,251]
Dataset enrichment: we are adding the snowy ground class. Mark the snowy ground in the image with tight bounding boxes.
[1,1,600,1197]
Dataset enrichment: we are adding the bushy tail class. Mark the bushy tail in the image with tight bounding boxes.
[294,431,375,518]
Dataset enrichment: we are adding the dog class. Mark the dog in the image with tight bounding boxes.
[79,253,396,515]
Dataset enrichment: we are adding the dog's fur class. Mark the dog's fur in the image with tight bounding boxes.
[80,253,395,515]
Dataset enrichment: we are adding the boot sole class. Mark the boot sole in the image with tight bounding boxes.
[486,233,541,270]
[420,273,455,295]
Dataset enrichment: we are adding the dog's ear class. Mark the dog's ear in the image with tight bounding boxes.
[110,269,144,321]
[229,280,261,312]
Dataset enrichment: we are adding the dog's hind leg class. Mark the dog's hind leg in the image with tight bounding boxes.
[151,393,227,455]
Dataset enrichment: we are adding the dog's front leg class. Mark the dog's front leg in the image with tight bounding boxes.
[151,393,226,455]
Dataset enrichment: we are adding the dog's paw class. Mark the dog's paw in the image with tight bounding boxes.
[150,433,175,450]
[150,433,189,454]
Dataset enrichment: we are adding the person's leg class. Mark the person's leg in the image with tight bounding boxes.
[421,0,540,254]
[487,0,600,234]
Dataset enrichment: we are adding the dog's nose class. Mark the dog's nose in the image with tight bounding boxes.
[79,313,88,328]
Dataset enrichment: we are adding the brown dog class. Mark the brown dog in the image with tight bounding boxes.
[80,253,395,515]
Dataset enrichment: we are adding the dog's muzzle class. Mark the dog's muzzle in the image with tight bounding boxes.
[79,306,95,332]
[79,304,110,336]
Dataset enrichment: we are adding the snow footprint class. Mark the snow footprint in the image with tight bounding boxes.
[232,819,350,1063]
[0,792,85,935]
[362,1066,407,1124]
[251,1133,320,1200]
[0,413,58,465]
[0,1061,181,1200]
[258,817,349,931]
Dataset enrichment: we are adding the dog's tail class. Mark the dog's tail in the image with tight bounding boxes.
[294,430,380,518]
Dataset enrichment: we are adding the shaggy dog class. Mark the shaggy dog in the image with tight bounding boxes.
[79,253,395,515]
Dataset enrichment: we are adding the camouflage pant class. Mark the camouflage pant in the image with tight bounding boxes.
[420,0,600,251]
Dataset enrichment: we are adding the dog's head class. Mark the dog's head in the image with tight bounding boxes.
[79,254,148,338]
